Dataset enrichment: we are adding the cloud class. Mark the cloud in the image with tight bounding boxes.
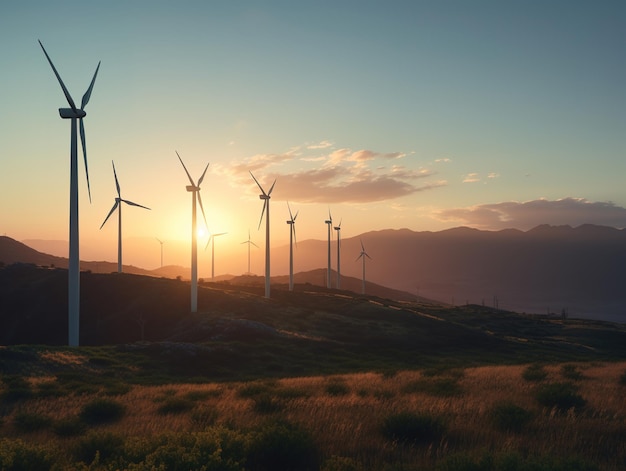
[225,143,443,203]
[463,173,481,183]
[434,198,626,230]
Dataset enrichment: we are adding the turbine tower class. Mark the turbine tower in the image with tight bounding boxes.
[250,172,276,299]
[241,229,258,275]
[325,209,333,289]
[156,238,164,268]
[334,218,342,289]
[39,40,100,347]
[176,151,209,312]
[100,161,150,273]
[286,202,298,291]
[356,239,372,295]
[206,232,227,281]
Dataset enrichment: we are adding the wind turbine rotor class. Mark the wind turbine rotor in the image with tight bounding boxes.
[112,161,121,197]
[38,40,78,113]
[100,200,119,229]
[176,151,196,187]
[80,61,101,109]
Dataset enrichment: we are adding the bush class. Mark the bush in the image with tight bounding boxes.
[490,402,533,433]
[522,364,548,382]
[402,378,462,397]
[536,382,586,412]
[381,412,446,446]
[157,397,194,415]
[80,398,126,425]
[252,394,283,414]
[0,438,55,470]
[1,376,33,402]
[74,430,124,464]
[325,381,350,396]
[52,417,85,437]
[12,411,52,433]
[561,364,584,381]
[247,420,319,471]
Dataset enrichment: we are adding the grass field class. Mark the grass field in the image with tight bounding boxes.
[1,354,625,470]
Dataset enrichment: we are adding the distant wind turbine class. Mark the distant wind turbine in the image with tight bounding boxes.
[325,209,333,289]
[39,40,100,347]
[250,172,276,299]
[356,239,372,295]
[334,218,342,289]
[241,229,259,275]
[156,238,164,268]
[100,161,150,273]
[176,151,209,312]
[286,202,298,291]
[205,232,227,281]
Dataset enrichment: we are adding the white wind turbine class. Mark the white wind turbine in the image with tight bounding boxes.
[334,217,342,289]
[325,209,333,289]
[176,151,209,312]
[100,161,150,273]
[39,40,100,347]
[356,239,372,295]
[241,229,259,275]
[250,172,276,299]
[156,238,164,268]
[286,202,299,291]
[206,232,227,281]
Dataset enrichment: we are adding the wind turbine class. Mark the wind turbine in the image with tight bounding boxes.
[325,209,333,289]
[156,238,164,268]
[100,161,150,273]
[39,40,100,347]
[250,172,276,299]
[241,229,259,275]
[334,218,342,289]
[356,239,372,295]
[205,232,227,281]
[286,202,298,291]
[176,151,209,312]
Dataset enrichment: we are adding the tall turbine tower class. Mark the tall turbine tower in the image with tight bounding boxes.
[206,232,227,281]
[356,239,372,295]
[286,202,298,291]
[334,218,342,289]
[250,172,276,299]
[156,238,164,268]
[39,40,100,347]
[176,151,209,312]
[100,161,150,273]
[325,210,333,289]
[241,229,258,275]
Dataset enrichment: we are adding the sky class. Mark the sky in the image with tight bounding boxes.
[1,1,625,274]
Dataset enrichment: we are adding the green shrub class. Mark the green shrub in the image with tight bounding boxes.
[325,381,350,396]
[381,411,446,446]
[561,364,584,381]
[536,382,586,412]
[247,420,319,471]
[1,376,33,402]
[79,398,126,425]
[12,411,52,433]
[74,430,124,464]
[238,382,272,398]
[490,402,532,433]
[522,364,548,382]
[402,378,462,397]
[0,438,54,470]
[157,397,194,415]
[191,406,218,427]
[52,417,85,437]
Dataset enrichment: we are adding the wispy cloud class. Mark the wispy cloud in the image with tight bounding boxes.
[224,142,441,203]
[434,198,626,230]
[463,173,481,183]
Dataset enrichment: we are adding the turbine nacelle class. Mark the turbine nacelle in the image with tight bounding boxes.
[186,185,200,192]
[59,108,86,119]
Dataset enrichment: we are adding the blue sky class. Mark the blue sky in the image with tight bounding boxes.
[1,1,625,270]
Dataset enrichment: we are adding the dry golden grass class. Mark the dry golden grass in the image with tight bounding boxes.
[1,361,625,469]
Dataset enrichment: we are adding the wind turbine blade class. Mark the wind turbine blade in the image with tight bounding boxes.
[100,201,119,229]
[79,118,92,203]
[338,218,342,228]
[356,253,363,262]
[197,192,209,232]
[249,171,266,195]
[198,162,210,186]
[294,210,299,221]
[366,253,372,260]
[287,201,293,221]
[205,235,213,250]
[268,179,276,196]
[176,151,195,186]
[112,161,120,197]
[81,61,100,109]
[258,200,267,230]
[293,224,297,248]
[38,40,78,112]
[251,241,259,248]
[360,239,365,251]
[121,199,150,210]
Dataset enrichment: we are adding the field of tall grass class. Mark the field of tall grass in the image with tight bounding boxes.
[1,360,625,470]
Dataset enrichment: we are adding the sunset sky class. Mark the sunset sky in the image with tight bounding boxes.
[1,1,625,274]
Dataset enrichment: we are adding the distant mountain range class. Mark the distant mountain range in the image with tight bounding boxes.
[3,223,626,323]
